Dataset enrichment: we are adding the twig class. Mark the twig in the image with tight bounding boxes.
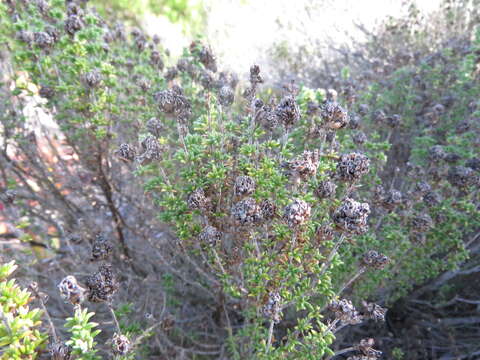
[266,320,275,353]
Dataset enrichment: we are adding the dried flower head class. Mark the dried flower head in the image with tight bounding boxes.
[65,15,83,36]
[249,64,263,85]
[380,189,402,210]
[39,84,55,99]
[315,180,337,199]
[414,180,431,196]
[50,342,72,360]
[362,250,389,270]
[447,166,479,189]
[356,338,382,359]
[373,109,386,124]
[91,233,113,261]
[255,102,279,130]
[321,101,349,129]
[164,66,178,81]
[234,175,256,196]
[218,86,235,107]
[336,153,370,182]
[150,50,164,69]
[411,213,434,233]
[154,87,191,120]
[216,71,239,90]
[86,264,119,303]
[332,198,370,235]
[136,136,162,165]
[283,199,311,228]
[111,333,131,356]
[466,157,480,172]
[33,31,54,49]
[423,191,441,207]
[282,150,320,181]
[428,145,446,162]
[386,114,401,128]
[198,45,217,72]
[456,120,470,134]
[260,199,276,221]
[16,30,34,44]
[276,95,300,128]
[263,291,282,323]
[58,276,86,305]
[352,131,367,145]
[200,70,215,89]
[187,188,210,211]
[44,25,60,43]
[358,104,369,116]
[146,117,164,138]
[362,302,387,322]
[82,70,102,88]
[231,197,262,225]
[0,189,17,204]
[349,114,361,129]
[328,299,363,325]
[444,153,461,164]
[115,143,136,162]
[198,225,222,247]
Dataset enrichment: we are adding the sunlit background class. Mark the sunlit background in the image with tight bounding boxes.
[92,0,443,78]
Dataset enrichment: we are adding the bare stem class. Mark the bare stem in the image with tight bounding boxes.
[337,266,366,296]
[266,320,275,353]
[319,233,346,277]
[326,346,356,360]
[108,304,121,333]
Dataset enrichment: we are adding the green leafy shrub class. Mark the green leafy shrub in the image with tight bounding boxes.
[0,260,47,359]
[0,0,479,359]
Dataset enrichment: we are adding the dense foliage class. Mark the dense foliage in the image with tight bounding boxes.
[0,0,478,359]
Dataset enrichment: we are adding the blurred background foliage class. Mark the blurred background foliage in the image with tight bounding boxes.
[90,0,206,33]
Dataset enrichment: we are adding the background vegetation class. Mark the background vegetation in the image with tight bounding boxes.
[0,0,479,359]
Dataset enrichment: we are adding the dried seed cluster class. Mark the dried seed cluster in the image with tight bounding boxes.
[275,95,300,128]
[91,233,113,261]
[111,333,131,356]
[362,250,390,270]
[85,264,118,303]
[328,299,363,325]
[136,136,162,165]
[262,291,282,323]
[283,199,311,228]
[234,175,256,196]
[146,117,164,138]
[332,198,370,234]
[231,197,262,225]
[362,302,387,322]
[321,101,349,129]
[154,86,191,121]
[374,186,402,210]
[50,342,72,360]
[315,180,337,199]
[187,188,210,211]
[58,276,86,305]
[198,225,222,247]
[282,150,320,181]
[447,166,479,189]
[411,213,434,233]
[115,143,136,162]
[336,153,370,182]
[0,189,17,204]
[355,338,382,359]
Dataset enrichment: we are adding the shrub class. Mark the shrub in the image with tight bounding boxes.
[0,0,479,359]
